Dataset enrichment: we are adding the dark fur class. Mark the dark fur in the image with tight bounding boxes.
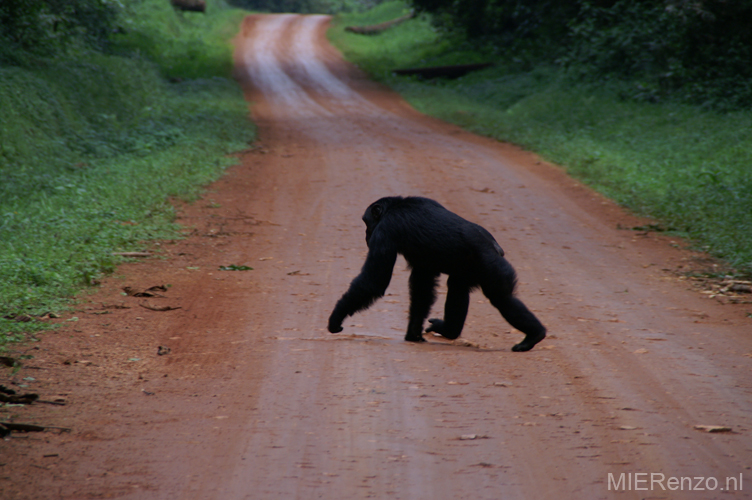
[328,196,546,352]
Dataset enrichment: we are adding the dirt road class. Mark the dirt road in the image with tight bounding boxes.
[3,14,751,499]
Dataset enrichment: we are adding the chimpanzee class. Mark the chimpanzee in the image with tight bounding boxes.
[327,196,546,352]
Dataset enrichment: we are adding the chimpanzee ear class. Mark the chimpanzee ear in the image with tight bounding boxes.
[371,204,383,220]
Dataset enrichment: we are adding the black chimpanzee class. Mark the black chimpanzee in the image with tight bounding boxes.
[327,196,546,352]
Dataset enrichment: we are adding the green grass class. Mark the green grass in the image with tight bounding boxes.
[0,0,254,346]
[329,3,752,277]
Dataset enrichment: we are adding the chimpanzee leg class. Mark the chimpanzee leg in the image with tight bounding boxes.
[493,296,546,351]
[426,275,470,340]
[480,258,546,351]
[405,268,439,342]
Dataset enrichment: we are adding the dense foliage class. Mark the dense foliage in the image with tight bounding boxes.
[0,0,121,64]
[408,0,752,109]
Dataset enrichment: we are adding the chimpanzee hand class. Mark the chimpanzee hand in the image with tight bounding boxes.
[425,318,461,340]
[328,313,344,333]
[425,318,444,334]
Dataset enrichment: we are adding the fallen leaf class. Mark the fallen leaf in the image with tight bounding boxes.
[694,425,732,433]
[122,286,166,298]
[0,393,38,404]
[112,252,152,258]
[139,302,181,312]
[219,265,254,271]
[452,338,480,348]
[0,357,18,368]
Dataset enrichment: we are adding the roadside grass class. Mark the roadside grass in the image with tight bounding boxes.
[0,0,254,346]
[328,3,752,277]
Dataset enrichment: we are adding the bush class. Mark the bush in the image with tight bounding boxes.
[0,0,120,64]
[564,0,752,109]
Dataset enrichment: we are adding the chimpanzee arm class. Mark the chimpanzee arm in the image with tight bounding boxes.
[328,235,397,333]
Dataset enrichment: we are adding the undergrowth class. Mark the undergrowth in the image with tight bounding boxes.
[328,2,752,277]
[0,0,254,346]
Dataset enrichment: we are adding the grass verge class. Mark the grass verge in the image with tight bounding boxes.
[0,0,254,346]
[328,2,752,277]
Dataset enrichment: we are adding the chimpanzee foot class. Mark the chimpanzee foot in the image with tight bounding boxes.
[405,333,426,342]
[511,331,546,352]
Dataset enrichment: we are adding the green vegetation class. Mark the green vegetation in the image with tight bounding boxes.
[329,2,752,276]
[0,0,254,346]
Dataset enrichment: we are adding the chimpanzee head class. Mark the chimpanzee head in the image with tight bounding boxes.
[363,202,384,246]
[362,197,402,246]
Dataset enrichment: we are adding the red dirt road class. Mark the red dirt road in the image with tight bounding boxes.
[3,14,752,500]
